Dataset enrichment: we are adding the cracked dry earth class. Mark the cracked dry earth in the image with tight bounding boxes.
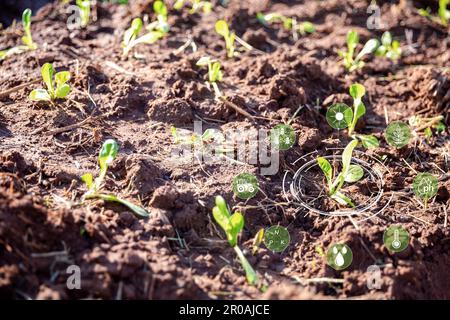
[0,0,449,299]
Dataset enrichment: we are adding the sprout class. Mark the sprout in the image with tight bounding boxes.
[82,139,150,218]
[215,20,236,58]
[149,0,170,33]
[338,30,379,72]
[196,56,223,99]
[215,20,254,58]
[316,140,363,207]
[171,125,232,157]
[0,9,37,60]
[122,17,165,56]
[256,12,315,37]
[76,0,90,28]
[29,63,71,103]
[252,228,264,255]
[439,0,450,26]
[376,31,401,60]
[22,9,37,50]
[408,115,445,138]
[327,83,379,149]
[419,0,449,27]
[212,196,258,285]
[174,0,212,14]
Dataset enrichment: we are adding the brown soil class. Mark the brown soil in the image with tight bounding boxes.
[0,0,449,300]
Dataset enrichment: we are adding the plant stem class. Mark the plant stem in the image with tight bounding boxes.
[233,246,258,285]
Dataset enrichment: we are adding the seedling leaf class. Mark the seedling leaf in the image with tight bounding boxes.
[349,83,366,101]
[55,71,71,87]
[55,84,71,99]
[332,191,355,207]
[210,61,222,82]
[342,139,359,176]
[229,211,244,246]
[97,194,150,218]
[99,139,119,172]
[22,9,31,30]
[234,246,259,285]
[252,228,264,255]
[134,31,165,44]
[355,38,379,61]
[196,56,211,66]
[153,0,167,16]
[381,31,392,46]
[345,164,364,183]
[317,157,333,186]
[215,20,229,37]
[29,89,51,102]
[41,63,54,94]
[347,30,359,53]
[358,134,379,149]
[81,173,94,190]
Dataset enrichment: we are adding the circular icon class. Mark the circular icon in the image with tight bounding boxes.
[232,173,259,199]
[326,104,353,129]
[327,243,353,270]
[385,121,411,148]
[263,226,290,252]
[383,225,409,253]
[270,124,296,151]
[413,172,438,200]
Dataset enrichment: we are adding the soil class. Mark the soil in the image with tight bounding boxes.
[0,0,449,300]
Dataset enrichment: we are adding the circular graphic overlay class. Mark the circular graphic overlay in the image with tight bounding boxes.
[264,226,290,253]
[270,124,296,151]
[282,149,392,222]
[327,243,353,270]
[385,121,411,149]
[413,172,438,200]
[232,173,259,199]
[383,225,409,253]
[326,103,353,129]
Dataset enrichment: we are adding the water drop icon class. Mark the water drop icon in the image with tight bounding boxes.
[328,244,352,270]
[335,252,344,267]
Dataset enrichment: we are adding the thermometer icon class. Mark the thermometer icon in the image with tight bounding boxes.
[391,229,401,249]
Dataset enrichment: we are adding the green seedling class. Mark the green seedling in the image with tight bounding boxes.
[174,0,212,14]
[82,139,150,218]
[409,115,446,138]
[196,56,223,99]
[317,140,364,207]
[376,31,401,60]
[29,63,71,103]
[327,83,379,149]
[257,12,315,37]
[0,9,37,61]
[147,0,170,34]
[76,0,90,27]
[22,8,37,50]
[338,30,379,72]
[215,20,254,58]
[419,0,450,27]
[122,17,165,56]
[215,20,236,58]
[171,126,232,155]
[252,228,264,255]
[212,196,258,285]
